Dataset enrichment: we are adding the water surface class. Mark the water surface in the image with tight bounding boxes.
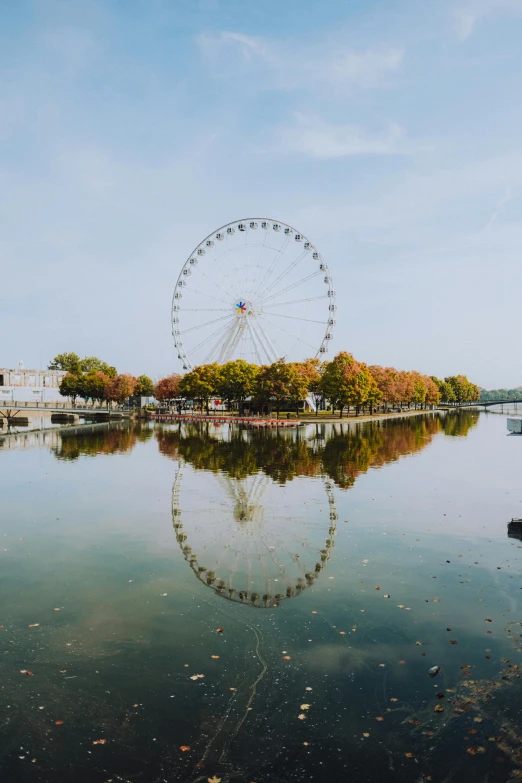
[1,412,521,782]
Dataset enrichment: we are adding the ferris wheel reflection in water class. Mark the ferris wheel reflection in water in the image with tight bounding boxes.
[171,454,337,608]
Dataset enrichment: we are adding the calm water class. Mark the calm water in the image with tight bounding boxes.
[1,412,521,783]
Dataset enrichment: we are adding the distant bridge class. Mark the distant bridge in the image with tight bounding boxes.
[440,399,522,409]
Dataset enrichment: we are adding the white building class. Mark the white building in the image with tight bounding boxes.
[0,363,68,403]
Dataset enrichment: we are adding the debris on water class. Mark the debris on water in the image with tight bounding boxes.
[429,666,441,677]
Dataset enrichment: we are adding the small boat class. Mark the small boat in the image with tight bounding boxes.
[507,518,522,541]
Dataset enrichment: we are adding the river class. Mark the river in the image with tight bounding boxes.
[1,411,521,782]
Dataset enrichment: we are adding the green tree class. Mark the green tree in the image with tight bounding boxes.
[411,371,427,409]
[134,375,154,397]
[445,375,479,404]
[79,357,117,377]
[83,371,111,406]
[48,352,81,373]
[217,360,259,413]
[59,373,82,403]
[178,363,221,413]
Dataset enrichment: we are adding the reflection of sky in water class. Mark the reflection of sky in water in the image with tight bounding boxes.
[0,412,521,783]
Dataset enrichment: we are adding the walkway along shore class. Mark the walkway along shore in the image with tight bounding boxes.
[146,407,452,427]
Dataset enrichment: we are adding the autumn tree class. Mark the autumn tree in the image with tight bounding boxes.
[155,374,182,408]
[255,359,296,417]
[369,366,401,411]
[320,352,379,418]
[178,363,221,413]
[423,376,441,406]
[217,360,259,413]
[134,375,154,397]
[106,374,137,405]
[291,358,322,415]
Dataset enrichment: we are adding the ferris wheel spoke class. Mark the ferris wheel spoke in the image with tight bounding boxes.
[183,286,233,308]
[261,294,328,308]
[256,248,307,302]
[188,317,236,358]
[259,269,322,306]
[258,313,320,354]
[180,313,236,335]
[251,235,292,302]
[192,265,231,300]
[260,311,326,325]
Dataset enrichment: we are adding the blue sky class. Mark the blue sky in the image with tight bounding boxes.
[1,0,521,387]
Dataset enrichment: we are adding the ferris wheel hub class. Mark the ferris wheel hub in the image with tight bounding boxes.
[235,299,254,317]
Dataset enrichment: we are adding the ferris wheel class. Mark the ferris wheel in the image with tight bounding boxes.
[172,219,336,369]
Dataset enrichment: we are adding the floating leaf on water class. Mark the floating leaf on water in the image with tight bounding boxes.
[215,628,223,633]
[283,655,291,660]
[211,655,220,659]
[415,641,423,646]
[179,745,190,752]
[190,674,205,680]
[363,732,370,738]
[305,687,312,691]
[474,717,483,723]
[405,752,414,758]
[55,721,64,726]
[208,776,222,783]
[93,739,107,745]
[434,705,444,712]
[429,666,440,677]
[376,716,384,722]
[390,698,398,703]
[298,713,306,720]
[374,586,381,590]
[450,640,458,644]
[300,704,310,710]
[28,624,40,628]
[436,692,445,699]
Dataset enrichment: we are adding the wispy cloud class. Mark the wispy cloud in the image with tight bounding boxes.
[276,114,410,159]
[197,31,403,93]
[453,0,522,40]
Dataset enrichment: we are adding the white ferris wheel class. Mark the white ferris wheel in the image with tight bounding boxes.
[172,219,336,369]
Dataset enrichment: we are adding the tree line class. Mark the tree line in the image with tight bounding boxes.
[51,352,154,406]
[153,354,480,418]
[479,386,522,402]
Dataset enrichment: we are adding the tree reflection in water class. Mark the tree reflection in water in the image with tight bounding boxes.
[162,412,478,608]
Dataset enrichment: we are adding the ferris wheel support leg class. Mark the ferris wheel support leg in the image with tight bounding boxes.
[214,320,241,364]
[221,319,247,363]
[246,317,265,365]
[253,316,280,363]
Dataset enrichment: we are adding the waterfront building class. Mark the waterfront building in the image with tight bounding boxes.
[0,363,67,402]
